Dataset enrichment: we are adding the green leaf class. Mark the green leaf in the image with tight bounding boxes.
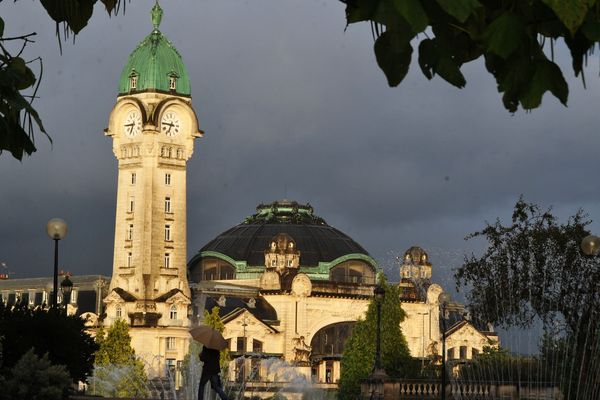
[0,114,37,160]
[581,19,600,41]
[418,38,466,88]
[39,0,95,34]
[540,0,598,35]
[392,0,429,32]
[7,58,36,90]
[0,17,4,37]
[374,30,413,86]
[346,0,374,24]
[521,60,568,109]
[483,13,526,59]
[435,0,481,23]
[100,0,118,15]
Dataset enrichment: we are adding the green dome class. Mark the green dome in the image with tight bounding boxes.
[118,3,191,96]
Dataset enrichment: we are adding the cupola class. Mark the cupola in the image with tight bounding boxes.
[118,2,191,96]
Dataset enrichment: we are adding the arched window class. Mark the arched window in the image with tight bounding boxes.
[310,322,356,357]
[129,70,139,90]
[169,75,177,90]
[330,261,375,284]
[116,305,122,318]
[176,148,183,159]
[200,257,236,281]
[170,305,177,319]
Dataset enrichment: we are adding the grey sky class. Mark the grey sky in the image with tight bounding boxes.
[1,0,600,301]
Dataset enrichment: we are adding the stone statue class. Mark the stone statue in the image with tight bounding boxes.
[292,336,312,365]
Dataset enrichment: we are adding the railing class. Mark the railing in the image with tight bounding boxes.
[361,379,563,400]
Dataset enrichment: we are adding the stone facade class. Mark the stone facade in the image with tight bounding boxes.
[102,5,202,377]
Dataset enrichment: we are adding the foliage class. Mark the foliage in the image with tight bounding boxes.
[0,1,126,160]
[203,306,231,372]
[338,277,416,400]
[0,302,97,382]
[0,16,47,160]
[457,346,554,383]
[90,319,148,398]
[0,349,70,400]
[455,197,600,398]
[342,0,600,112]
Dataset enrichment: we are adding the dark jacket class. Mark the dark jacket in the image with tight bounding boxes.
[199,347,221,375]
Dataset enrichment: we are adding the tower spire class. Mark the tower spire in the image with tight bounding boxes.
[151,1,163,31]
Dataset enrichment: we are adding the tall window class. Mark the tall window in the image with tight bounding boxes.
[165,173,171,185]
[128,196,135,213]
[71,289,77,304]
[127,224,133,241]
[116,305,122,318]
[164,253,171,268]
[170,305,177,319]
[237,337,246,352]
[447,347,455,360]
[460,346,468,359]
[166,337,176,350]
[169,76,177,90]
[165,197,171,213]
[127,252,132,267]
[130,75,138,89]
[131,172,136,185]
[165,225,171,241]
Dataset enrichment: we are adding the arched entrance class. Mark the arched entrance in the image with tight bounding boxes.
[309,321,356,383]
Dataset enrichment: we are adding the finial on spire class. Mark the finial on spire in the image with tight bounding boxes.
[151,1,163,30]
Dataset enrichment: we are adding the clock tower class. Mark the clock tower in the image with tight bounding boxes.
[103,3,202,375]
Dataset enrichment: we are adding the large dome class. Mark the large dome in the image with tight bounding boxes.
[189,200,373,268]
[118,3,191,96]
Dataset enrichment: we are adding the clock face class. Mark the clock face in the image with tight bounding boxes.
[161,111,181,137]
[123,111,142,138]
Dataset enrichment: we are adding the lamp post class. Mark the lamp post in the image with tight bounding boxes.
[46,218,68,308]
[372,284,386,377]
[417,311,429,371]
[60,275,73,307]
[438,292,450,400]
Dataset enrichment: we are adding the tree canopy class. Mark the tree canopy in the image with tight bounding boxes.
[338,278,416,400]
[455,198,600,398]
[90,320,148,398]
[0,302,97,383]
[342,0,600,112]
[4,0,600,160]
[0,349,70,400]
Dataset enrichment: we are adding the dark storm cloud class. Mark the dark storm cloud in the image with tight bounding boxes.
[2,0,600,289]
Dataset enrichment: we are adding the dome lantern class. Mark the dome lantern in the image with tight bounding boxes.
[118,3,191,96]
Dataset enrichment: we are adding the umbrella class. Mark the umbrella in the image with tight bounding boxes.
[190,325,227,350]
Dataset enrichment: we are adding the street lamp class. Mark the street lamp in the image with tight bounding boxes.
[438,292,451,400]
[581,235,600,256]
[417,311,429,371]
[60,275,73,306]
[371,284,386,377]
[46,218,68,308]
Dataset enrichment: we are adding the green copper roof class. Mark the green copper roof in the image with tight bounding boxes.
[118,2,191,96]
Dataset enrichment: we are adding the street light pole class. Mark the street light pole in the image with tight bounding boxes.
[373,285,385,374]
[417,311,429,371]
[438,292,450,400]
[52,238,59,307]
[46,219,68,308]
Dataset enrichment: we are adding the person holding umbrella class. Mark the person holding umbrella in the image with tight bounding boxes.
[190,325,230,400]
